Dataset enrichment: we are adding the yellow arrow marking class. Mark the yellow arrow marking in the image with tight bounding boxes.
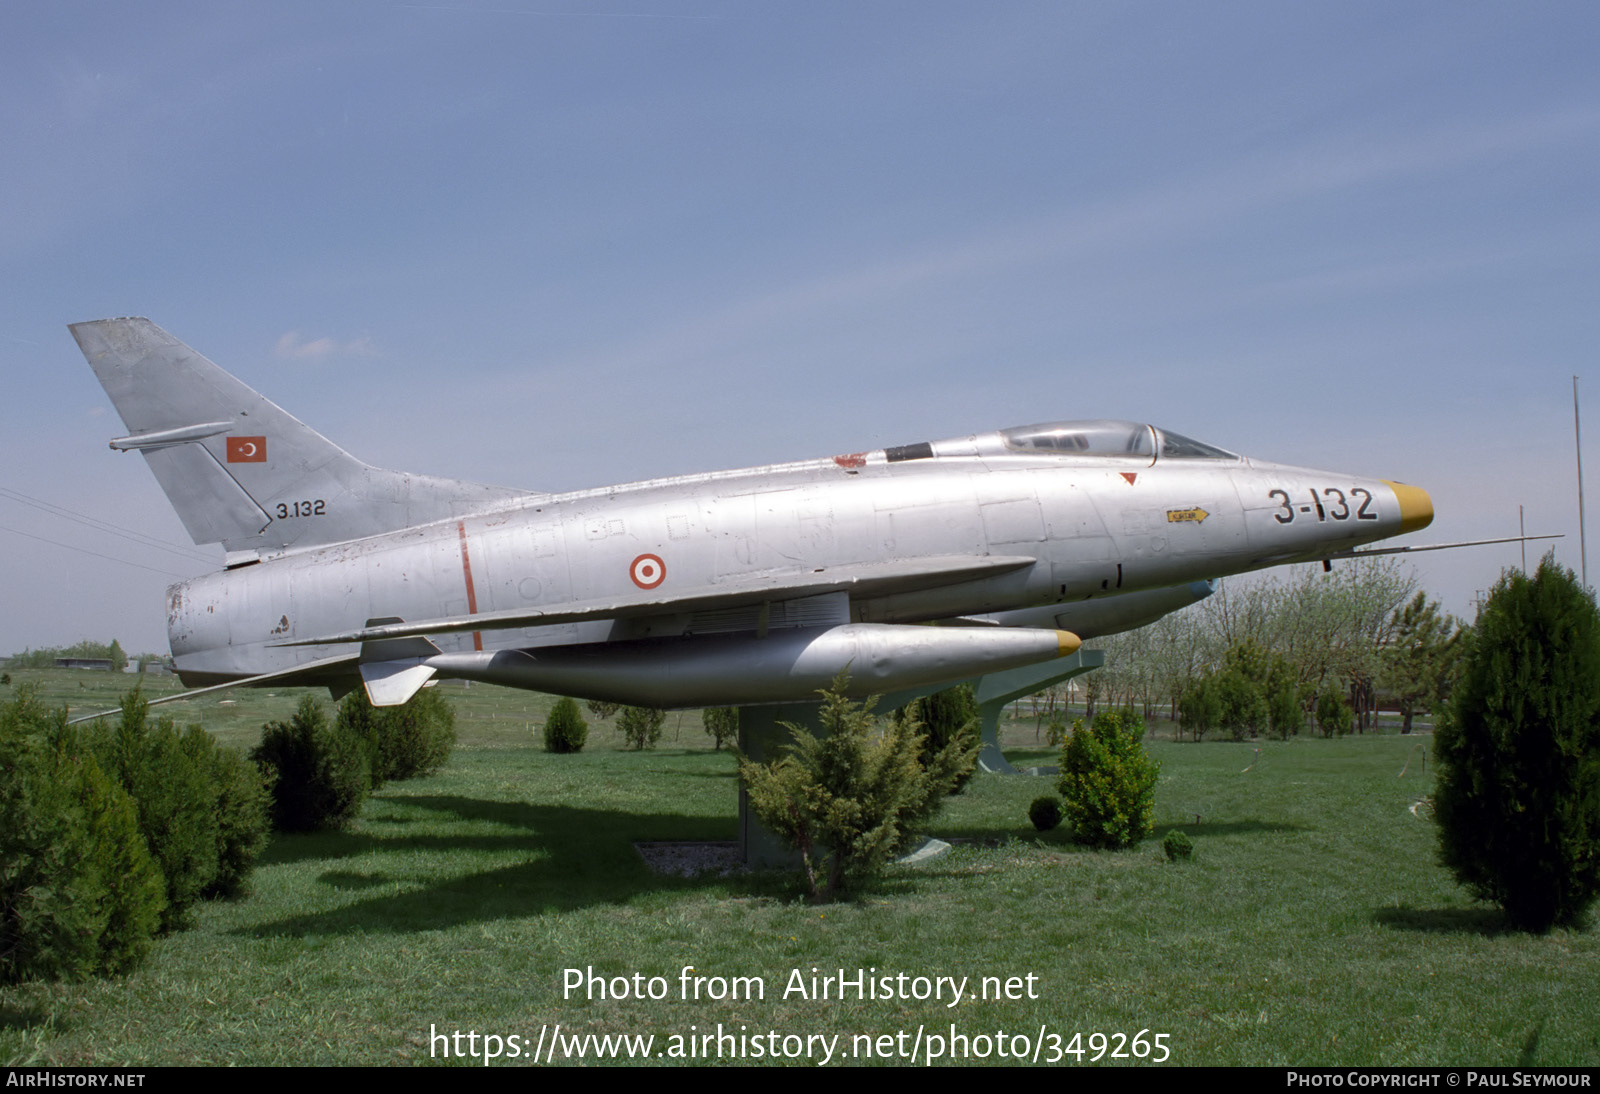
[1167,507,1210,524]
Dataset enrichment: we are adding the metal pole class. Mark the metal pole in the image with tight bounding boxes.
[1520,505,1526,573]
[1576,376,1587,587]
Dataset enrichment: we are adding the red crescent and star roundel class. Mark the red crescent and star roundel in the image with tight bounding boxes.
[629,553,666,590]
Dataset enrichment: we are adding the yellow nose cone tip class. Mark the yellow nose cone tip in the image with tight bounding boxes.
[1383,480,1434,534]
[1056,630,1082,656]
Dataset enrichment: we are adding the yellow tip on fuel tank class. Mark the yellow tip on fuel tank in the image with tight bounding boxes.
[1055,630,1082,656]
[1383,480,1434,534]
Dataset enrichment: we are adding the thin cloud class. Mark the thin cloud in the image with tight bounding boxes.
[536,106,1600,384]
[274,331,375,360]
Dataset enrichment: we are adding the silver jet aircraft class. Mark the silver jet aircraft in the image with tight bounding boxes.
[71,318,1433,709]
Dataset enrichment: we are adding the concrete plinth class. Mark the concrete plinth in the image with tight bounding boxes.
[973,649,1104,774]
[736,702,825,868]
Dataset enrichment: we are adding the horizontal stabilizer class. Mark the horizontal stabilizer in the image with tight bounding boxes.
[357,619,443,706]
[359,661,437,707]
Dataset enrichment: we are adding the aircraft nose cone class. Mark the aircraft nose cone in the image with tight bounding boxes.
[1383,480,1433,534]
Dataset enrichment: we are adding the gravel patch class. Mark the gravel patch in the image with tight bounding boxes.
[635,841,746,877]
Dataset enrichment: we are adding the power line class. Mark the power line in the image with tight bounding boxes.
[0,524,194,579]
[0,486,214,564]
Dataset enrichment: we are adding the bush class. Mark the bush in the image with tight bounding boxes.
[86,693,223,932]
[0,685,165,984]
[585,699,622,721]
[1315,689,1353,738]
[2,690,98,984]
[1215,668,1267,741]
[543,697,589,754]
[1264,659,1303,740]
[703,707,738,751]
[618,706,665,751]
[0,686,271,982]
[1177,675,1220,741]
[1057,710,1159,849]
[65,744,166,973]
[1045,712,1067,747]
[739,676,968,901]
[96,696,268,928]
[895,684,981,793]
[336,687,456,785]
[1435,557,1600,931]
[1162,830,1194,862]
[202,743,274,899]
[1029,795,1063,831]
[252,697,369,832]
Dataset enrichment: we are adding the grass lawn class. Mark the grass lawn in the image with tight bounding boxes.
[2,670,1596,1066]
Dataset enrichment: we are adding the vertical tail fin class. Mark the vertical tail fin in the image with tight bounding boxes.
[71,318,532,557]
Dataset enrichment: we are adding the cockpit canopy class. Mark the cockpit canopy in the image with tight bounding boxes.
[999,420,1236,460]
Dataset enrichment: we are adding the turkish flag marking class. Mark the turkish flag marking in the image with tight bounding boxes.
[227,436,267,463]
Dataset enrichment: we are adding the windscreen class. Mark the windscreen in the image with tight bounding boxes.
[1157,428,1236,460]
[1000,420,1156,458]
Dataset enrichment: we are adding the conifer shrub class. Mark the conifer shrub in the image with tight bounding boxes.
[2,690,108,984]
[895,684,981,793]
[1315,689,1353,738]
[86,693,222,932]
[1215,668,1267,741]
[1057,710,1159,849]
[542,697,589,754]
[1264,659,1304,740]
[585,699,622,721]
[1177,675,1221,741]
[703,707,739,751]
[1029,795,1063,832]
[1162,830,1194,862]
[65,744,167,972]
[0,686,165,983]
[385,686,455,779]
[1434,557,1600,931]
[253,697,370,832]
[333,690,382,788]
[618,706,666,751]
[201,740,274,899]
[336,687,456,785]
[739,676,968,901]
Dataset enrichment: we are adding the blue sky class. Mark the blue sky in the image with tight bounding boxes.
[3,1,1598,654]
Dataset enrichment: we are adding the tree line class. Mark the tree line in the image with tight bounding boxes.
[1075,559,1463,738]
[6,639,174,673]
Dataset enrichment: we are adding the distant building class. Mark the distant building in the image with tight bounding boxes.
[56,658,114,671]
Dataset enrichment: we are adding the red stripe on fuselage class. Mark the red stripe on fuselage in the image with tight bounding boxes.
[457,521,483,652]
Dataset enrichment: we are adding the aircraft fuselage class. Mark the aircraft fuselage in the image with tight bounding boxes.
[165,427,1428,691]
